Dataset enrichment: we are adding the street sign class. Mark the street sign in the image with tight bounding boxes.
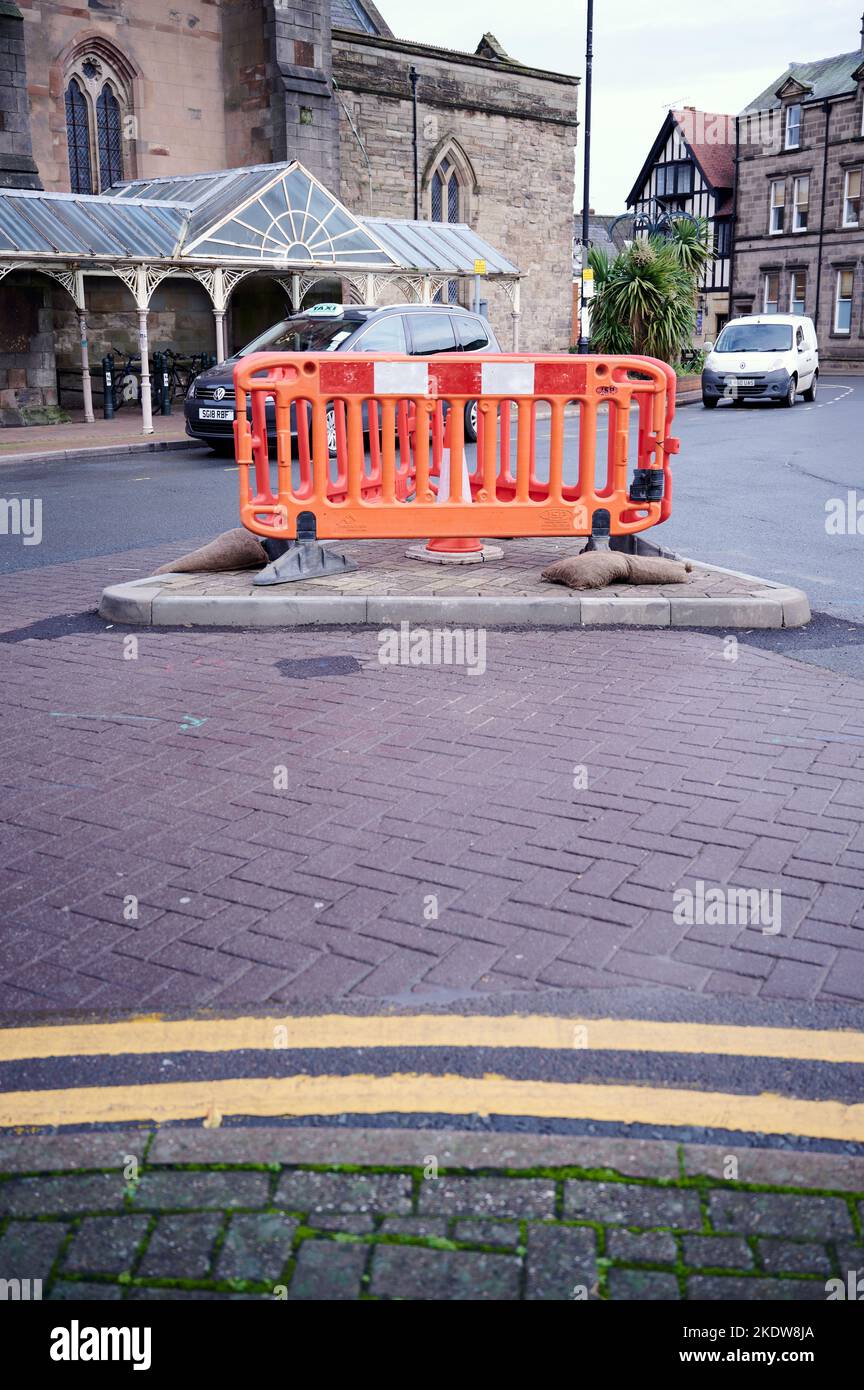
[473,259,486,276]
[582,266,595,299]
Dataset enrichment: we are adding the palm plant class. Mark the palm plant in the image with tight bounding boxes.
[587,218,713,365]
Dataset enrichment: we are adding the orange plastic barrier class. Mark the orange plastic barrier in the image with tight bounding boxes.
[233,352,679,544]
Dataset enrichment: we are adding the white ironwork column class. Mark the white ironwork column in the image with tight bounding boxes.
[135,267,154,436]
[73,271,94,426]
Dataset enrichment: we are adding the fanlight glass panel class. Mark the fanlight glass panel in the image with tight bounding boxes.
[190,167,394,264]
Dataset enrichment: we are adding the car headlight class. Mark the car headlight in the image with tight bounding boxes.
[186,381,196,400]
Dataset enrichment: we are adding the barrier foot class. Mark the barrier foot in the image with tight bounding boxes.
[252,512,358,586]
[583,508,611,553]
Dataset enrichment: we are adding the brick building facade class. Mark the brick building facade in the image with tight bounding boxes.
[732,29,864,368]
[0,0,577,423]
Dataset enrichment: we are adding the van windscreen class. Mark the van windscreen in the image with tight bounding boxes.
[714,323,794,352]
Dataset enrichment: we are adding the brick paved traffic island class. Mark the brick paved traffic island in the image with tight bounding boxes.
[99,538,811,629]
[0,1131,861,1301]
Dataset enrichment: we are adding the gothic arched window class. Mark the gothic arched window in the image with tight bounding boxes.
[96,85,123,191]
[62,47,134,193]
[430,158,461,304]
[65,78,93,194]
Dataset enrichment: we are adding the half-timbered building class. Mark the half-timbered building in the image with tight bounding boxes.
[626,108,735,342]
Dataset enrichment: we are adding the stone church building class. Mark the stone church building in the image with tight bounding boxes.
[0,0,578,424]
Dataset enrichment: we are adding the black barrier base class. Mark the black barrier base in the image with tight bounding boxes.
[252,511,357,586]
[253,542,358,586]
[583,507,611,552]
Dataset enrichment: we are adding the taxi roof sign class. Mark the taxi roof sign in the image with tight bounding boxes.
[304,303,345,317]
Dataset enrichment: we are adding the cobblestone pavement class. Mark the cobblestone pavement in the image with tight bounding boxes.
[1,1130,861,1301]
[2,542,864,1011]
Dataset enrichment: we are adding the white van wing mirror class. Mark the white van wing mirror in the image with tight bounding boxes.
[702,341,714,353]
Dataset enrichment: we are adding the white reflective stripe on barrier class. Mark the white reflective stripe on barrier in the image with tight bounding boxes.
[481,362,536,396]
[373,362,429,395]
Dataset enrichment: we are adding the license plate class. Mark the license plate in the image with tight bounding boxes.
[199,407,233,421]
[738,378,756,387]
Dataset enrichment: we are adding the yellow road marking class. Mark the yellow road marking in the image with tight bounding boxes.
[2,1014,863,1064]
[2,1073,863,1140]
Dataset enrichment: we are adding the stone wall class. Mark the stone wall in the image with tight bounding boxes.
[0,273,58,424]
[0,1,40,188]
[332,32,578,352]
[222,0,271,169]
[267,0,340,188]
[733,92,864,368]
[22,0,228,191]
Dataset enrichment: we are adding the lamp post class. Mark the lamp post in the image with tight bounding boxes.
[577,0,594,354]
[409,67,420,221]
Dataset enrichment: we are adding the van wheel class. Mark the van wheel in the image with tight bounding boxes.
[779,376,797,408]
[802,371,818,403]
[702,395,718,410]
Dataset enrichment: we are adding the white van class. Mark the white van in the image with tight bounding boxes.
[701,314,819,409]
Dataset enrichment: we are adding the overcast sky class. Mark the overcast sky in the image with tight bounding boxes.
[381,0,862,211]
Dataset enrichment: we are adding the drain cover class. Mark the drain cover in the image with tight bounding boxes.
[275,655,362,679]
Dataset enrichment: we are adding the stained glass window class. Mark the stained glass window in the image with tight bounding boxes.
[97,85,124,191]
[65,78,92,194]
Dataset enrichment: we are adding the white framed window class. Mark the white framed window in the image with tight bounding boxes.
[843,169,861,228]
[769,180,785,234]
[835,269,854,334]
[789,271,806,315]
[792,176,809,231]
[785,103,802,150]
[763,272,780,314]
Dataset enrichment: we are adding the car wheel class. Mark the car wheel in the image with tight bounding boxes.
[802,371,818,403]
[779,376,797,408]
[325,405,338,456]
[702,395,718,410]
[208,439,235,457]
[464,400,479,442]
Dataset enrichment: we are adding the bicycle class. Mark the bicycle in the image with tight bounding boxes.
[109,347,141,410]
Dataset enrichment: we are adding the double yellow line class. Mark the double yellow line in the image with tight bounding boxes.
[1,1014,863,1139]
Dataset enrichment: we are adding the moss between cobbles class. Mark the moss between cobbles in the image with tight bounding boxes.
[3,1159,861,1300]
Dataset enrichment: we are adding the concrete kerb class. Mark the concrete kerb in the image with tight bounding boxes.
[0,438,199,467]
[99,559,811,631]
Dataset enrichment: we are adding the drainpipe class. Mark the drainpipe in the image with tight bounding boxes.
[814,98,831,330]
[410,66,420,220]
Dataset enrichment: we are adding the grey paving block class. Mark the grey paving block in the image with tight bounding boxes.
[608,1268,681,1300]
[370,1243,521,1300]
[708,1191,853,1240]
[287,1238,367,1300]
[63,1216,150,1276]
[563,1180,702,1229]
[682,1235,753,1270]
[525,1223,598,1300]
[0,1220,67,1282]
[132,1172,269,1211]
[214,1213,298,1283]
[419,1176,556,1218]
[274,1171,412,1215]
[136,1214,223,1280]
[606,1229,678,1265]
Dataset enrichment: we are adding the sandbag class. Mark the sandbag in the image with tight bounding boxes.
[622,554,692,584]
[541,549,693,590]
[154,527,268,574]
[541,551,629,589]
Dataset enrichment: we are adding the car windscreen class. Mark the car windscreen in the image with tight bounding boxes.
[237,318,354,355]
[714,324,794,352]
